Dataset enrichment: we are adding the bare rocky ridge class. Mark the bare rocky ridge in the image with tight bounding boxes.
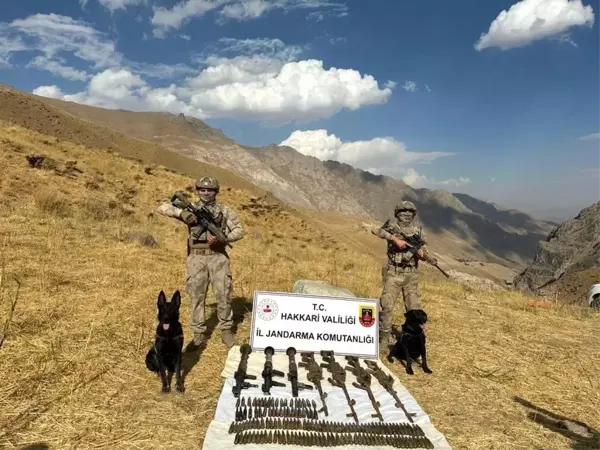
[514,201,600,303]
[1,83,556,275]
[247,144,555,266]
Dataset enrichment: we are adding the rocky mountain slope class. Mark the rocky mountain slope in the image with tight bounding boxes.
[2,83,556,270]
[2,114,599,450]
[514,201,600,303]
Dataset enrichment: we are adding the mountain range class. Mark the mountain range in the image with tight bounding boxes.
[0,83,558,278]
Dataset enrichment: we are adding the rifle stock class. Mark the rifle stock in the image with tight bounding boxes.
[345,356,384,421]
[320,350,358,423]
[363,360,416,422]
[299,351,329,416]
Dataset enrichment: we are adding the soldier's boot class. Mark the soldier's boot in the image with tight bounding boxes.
[221,329,235,349]
[379,330,395,351]
[185,333,206,353]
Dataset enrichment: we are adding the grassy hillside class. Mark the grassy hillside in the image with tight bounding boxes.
[0,121,599,450]
[4,86,554,276]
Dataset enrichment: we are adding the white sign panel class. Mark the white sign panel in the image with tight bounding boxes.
[250,291,379,358]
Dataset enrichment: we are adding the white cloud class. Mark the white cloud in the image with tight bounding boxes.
[0,13,195,82]
[279,129,454,179]
[81,0,146,11]
[0,33,28,67]
[5,13,121,69]
[151,0,348,37]
[128,61,198,79]
[424,84,432,92]
[402,80,417,92]
[27,55,90,81]
[209,37,304,61]
[475,0,595,51]
[401,168,430,187]
[20,20,391,124]
[578,132,600,141]
[184,59,392,122]
[32,85,66,99]
[400,169,471,188]
[329,36,347,45]
[152,0,229,37]
[438,176,471,187]
[219,0,272,21]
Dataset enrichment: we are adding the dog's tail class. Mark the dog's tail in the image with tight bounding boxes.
[145,347,159,373]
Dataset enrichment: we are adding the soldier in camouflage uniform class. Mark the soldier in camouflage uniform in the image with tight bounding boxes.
[372,201,427,348]
[157,176,243,350]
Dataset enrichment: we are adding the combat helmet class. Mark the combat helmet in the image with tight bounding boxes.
[394,200,417,215]
[195,176,220,192]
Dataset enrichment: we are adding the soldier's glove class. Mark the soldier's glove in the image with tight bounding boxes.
[180,210,197,225]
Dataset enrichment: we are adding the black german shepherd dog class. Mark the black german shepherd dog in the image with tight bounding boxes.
[145,290,185,393]
[388,309,433,375]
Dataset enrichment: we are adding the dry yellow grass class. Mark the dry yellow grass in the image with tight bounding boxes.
[0,121,599,450]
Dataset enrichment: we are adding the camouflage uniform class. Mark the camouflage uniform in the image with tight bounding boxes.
[157,176,243,349]
[372,201,427,347]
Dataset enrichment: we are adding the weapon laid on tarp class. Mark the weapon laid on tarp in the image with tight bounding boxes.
[232,344,258,398]
[171,191,232,248]
[286,347,313,397]
[320,350,358,423]
[345,356,384,422]
[299,351,329,416]
[363,359,417,422]
[261,346,286,395]
[394,229,449,278]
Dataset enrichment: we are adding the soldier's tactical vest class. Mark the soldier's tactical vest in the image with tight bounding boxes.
[383,218,423,267]
[188,201,227,250]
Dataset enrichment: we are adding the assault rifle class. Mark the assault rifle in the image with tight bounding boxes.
[261,346,286,395]
[320,350,358,423]
[299,351,329,416]
[394,229,449,278]
[232,344,258,398]
[286,347,313,397]
[345,356,384,422]
[171,191,232,248]
[363,360,416,423]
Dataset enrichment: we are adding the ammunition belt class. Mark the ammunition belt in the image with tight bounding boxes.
[230,418,426,437]
[388,261,417,269]
[189,246,227,254]
[233,428,434,448]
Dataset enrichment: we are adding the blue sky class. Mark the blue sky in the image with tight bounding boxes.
[1,0,598,220]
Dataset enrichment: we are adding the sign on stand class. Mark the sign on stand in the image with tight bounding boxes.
[250,291,379,358]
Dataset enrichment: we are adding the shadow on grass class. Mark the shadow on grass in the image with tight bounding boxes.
[514,396,600,450]
[18,445,49,450]
[181,296,253,379]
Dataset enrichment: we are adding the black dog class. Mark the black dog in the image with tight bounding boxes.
[388,309,432,375]
[145,290,185,393]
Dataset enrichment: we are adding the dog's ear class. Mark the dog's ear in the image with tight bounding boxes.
[158,290,167,306]
[171,290,181,308]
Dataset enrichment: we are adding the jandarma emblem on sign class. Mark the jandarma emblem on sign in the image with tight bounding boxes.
[358,304,375,327]
[257,298,279,321]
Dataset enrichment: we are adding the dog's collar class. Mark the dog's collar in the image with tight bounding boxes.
[155,334,184,340]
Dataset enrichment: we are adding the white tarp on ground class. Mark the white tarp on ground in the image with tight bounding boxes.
[202,346,453,450]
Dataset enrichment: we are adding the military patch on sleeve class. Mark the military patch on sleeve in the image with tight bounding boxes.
[358,304,375,327]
